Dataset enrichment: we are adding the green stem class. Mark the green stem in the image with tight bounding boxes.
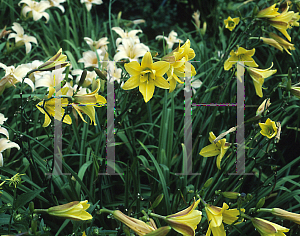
[33,209,49,214]
[256,208,272,213]
[149,212,166,221]
[99,209,114,215]
[8,188,17,234]
[240,212,252,220]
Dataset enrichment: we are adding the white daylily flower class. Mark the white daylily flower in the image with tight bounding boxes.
[19,0,51,22]
[84,37,109,51]
[156,30,182,49]
[112,27,142,46]
[0,138,20,167]
[48,0,66,13]
[72,69,97,87]
[80,0,103,12]
[0,63,33,94]
[113,38,149,62]
[78,49,104,68]
[8,23,38,54]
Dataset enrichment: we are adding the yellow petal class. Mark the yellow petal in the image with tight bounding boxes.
[139,80,155,103]
[122,75,140,90]
[125,61,142,76]
[141,52,153,69]
[200,144,220,157]
[152,61,170,76]
[154,76,169,89]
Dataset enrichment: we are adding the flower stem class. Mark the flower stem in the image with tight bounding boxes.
[149,212,166,220]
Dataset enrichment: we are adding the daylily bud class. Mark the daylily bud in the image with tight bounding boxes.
[203,177,213,188]
[29,201,34,214]
[271,208,300,225]
[144,226,171,236]
[78,70,87,89]
[94,68,107,81]
[46,200,92,221]
[165,198,202,236]
[111,210,157,235]
[222,192,241,199]
[256,197,265,209]
[152,194,164,209]
[251,217,289,235]
[287,67,292,90]
[291,86,300,99]
[31,218,37,234]
[37,48,70,72]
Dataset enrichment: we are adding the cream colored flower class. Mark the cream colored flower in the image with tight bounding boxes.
[107,61,122,84]
[19,0,51,22]
[78,50,104,68]
[156,30,182,49]
[72,69,97,87]
[35,67,72,90]
[84,37,109,51]
[112,27,142,46]
[113,38,149,62]
[8,23,38,54]
[0,63,33,95]
[0,114,20,167]
[80,0,103,12]
[48,0,66,13]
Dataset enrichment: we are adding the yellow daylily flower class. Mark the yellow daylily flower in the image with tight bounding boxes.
[65,79,107,125]
[46,200,92,221]
[247,63,277,98]
[163,39,196,92]
[165,198,202,236]
[122,51,170,103]
[224,47,258,71]
[199,132,231,170]
[289,12,300,27]
[268,8,294,42]
[251,217,289,236]
[291,86,300,99]
[269,32,295,55]
[205,202,244,236]
[224,16,240,31]
[271,208,300,225]
[259,118,277,139]
[36,87,72,127]
[110,210,170,236]
[260,37,283,52]
[256,4,280,18]
[38,48,70,71]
